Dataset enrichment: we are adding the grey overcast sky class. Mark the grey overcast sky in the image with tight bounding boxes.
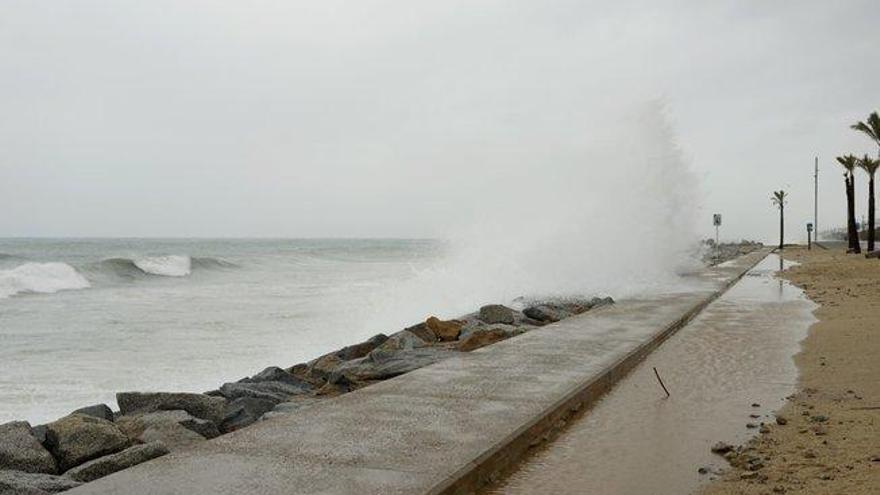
[1,0,878,241]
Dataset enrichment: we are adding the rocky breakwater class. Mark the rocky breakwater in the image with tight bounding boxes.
[0,297,612,494]
[703,240,765,266]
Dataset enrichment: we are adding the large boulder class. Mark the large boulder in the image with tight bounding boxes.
[523,304,571,323]
[367,330,429,362]
[401,323,437,344]
[523,297,614,323]
[44,414,129,472]
[0,421,57,474]
[242,366,302,385]
[220,398,276,433]
[115,414,205,452]
[64,442,169,483]
[478,304,517,325]
[457,326,522,352]
[424,317,463,341]
[306,354,343,382]
[71,404,114,422]
[218,381,311,404]
[333,334,389,360]
[331,348,455,383]
[218,367,314,403]
[0,469,81,495]
[124,410,218,440]
[116,392,226,424]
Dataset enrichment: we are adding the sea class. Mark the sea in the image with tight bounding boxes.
[0,238,444,424]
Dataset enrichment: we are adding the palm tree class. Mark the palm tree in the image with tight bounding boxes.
[836,155,861,253]
[851,111,880,158]
[858,155,880,252]
[771,190,787,250]
[852,112,880,253]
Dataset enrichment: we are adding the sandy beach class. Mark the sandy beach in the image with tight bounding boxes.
[703,246,880,494]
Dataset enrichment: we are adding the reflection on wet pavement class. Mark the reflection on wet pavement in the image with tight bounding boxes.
[487,254,816,495]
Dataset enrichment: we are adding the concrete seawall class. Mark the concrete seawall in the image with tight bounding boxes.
[69,249,769,495]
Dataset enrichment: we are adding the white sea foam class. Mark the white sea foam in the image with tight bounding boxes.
[132,255,192,277]
[363,101,703,330]
[0,262,91,299]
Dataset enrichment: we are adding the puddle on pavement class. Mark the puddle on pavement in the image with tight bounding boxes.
[486,254,816,495]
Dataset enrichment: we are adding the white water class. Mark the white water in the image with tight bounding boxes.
[133,255,192,277]
[364,102,702,331]
[0,262,91,299]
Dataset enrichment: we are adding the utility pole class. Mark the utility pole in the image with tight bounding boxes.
[814,156,819,241]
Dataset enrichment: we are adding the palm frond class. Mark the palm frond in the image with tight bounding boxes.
[858,154,880,175]
[851,111,880,144]
[836,154,858,173]
[771,189,787,207]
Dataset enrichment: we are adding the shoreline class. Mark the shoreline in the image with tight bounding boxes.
[702,246,880,494]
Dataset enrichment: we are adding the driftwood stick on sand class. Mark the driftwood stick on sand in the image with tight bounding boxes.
[653,367,671,398]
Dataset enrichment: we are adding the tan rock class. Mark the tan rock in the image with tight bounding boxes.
[457,327,509,352]
[425,316,464,341]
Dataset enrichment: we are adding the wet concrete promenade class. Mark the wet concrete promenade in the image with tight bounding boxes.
[70,250,769,495]
[488,254,815,494]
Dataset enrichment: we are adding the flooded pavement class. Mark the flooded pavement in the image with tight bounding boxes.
[486,254,817,495]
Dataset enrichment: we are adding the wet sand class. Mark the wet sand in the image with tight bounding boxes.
[486,254,817,494]
[702,246,880,494]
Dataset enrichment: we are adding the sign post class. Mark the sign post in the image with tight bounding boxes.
[807,222,813,250]
[713,214,722,245]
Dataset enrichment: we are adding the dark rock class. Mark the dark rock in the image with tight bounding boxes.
[115,414,204,451]
[64,442,169,482]
[30,426,48,448]
[71,404,114,422]
[116,392,226,425]
[332,348,455,383]
[424,317,463,341]
[218,380,311,404]
[402,323,437,344]
[478,304,516,325]
[810,414,829,423]
[0,421,57,474]
[523,304,571,323]
[590,296,615,308]
[776,416,788,426]
[220,398,276,433]
[334,334,390,360]
[242,366,302,385]
[44,414,129,472]
[0,469,81,494]
[710,441,734,454]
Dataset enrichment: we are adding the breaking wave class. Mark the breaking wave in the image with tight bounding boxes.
[89,255,236,279]
[0,262,91,299]
[0,255,236,299]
